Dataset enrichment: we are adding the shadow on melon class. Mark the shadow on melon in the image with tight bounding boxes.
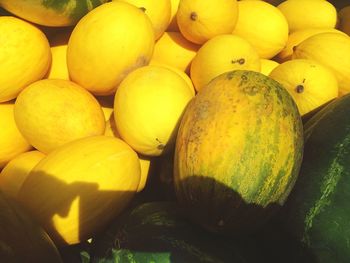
[175,175,285,237]
[16,170,137,247]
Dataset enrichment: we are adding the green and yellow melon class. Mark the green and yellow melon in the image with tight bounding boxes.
[174,70,304,235]
[0,0,108,27]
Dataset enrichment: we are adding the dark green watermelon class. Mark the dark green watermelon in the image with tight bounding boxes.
[90,202,252,263]
[0,191,63,263]
[58,241,91,263]
[283,94,350,262]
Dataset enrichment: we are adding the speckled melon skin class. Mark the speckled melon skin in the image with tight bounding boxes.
[90,202,248,263]
[284,94,350,263]
[0,0,108,26]
[174,70,304,235]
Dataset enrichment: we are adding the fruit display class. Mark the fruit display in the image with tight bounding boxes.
[1,1,350,262]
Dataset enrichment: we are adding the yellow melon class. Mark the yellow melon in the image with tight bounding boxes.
[17,136,141,245]
[46,29,72,80]
[0,102,32,168]
[176,0,238,44]
[260,59,279,76]
[114,65,194,156]
[0,16,51,102]
[276,28,346,62]
[104,113,153,192]
[67,1,155,95]
[151,31,200,73]
[149,61,195,95]
[117,0,171,40]
[269,59,338,115]
[190,34,261,92]
[95,95,115,121]
[232,0,289,59]
[0,150,45,197]
[14,79,106,153]
[292,32,350,96]
[277,0,337,33]
[167,0,180,31]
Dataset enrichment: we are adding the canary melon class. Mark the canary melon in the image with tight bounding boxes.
[14,79,106,154]
[67,1,155,95]
[292,32,350,96]
[0,102,32,169]
[114,65,194,156]
[277,0,337,33]
[17,136,141,246]
[0,150,45,197]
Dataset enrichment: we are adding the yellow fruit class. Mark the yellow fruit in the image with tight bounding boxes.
[95,95,114,121]
[117,0,171,40]
[104,113,154,192]
[0,16,51,102]
[137,156,152,192]
[277,0,337,33]
[260,59,279,76]
[292,32,350,96]
[17,135,141,245]
[167,0,180,31]
[190,34,261,92]
[46,29,72,80]
[151,31,200,73]
[276,28,346,62]
[149,61,195,95]
[232,0,289,59]
[114,65,194,156]
[14,79,106,153]
[0,102,32,168]
[338,6,350,36]
[67,1,155,95]
[47,45,69,80]
[104,113,119,138]
[0,150,45,197]
[269,59,338,115]
[176,0,238,44]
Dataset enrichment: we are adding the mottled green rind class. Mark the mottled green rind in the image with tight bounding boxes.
[0,191,63,263]
[42,0,107,22]
[90,202,248,263]
[0,0,108,26]
[284,94,350,263]
[174,70,303,235]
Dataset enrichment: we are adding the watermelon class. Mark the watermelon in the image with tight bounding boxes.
[0,191,62,263]
[58,241,91,263]
[90,202,254,263]
[283,94,350,263]
[0,0,108,27]
[174,70,304,235]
